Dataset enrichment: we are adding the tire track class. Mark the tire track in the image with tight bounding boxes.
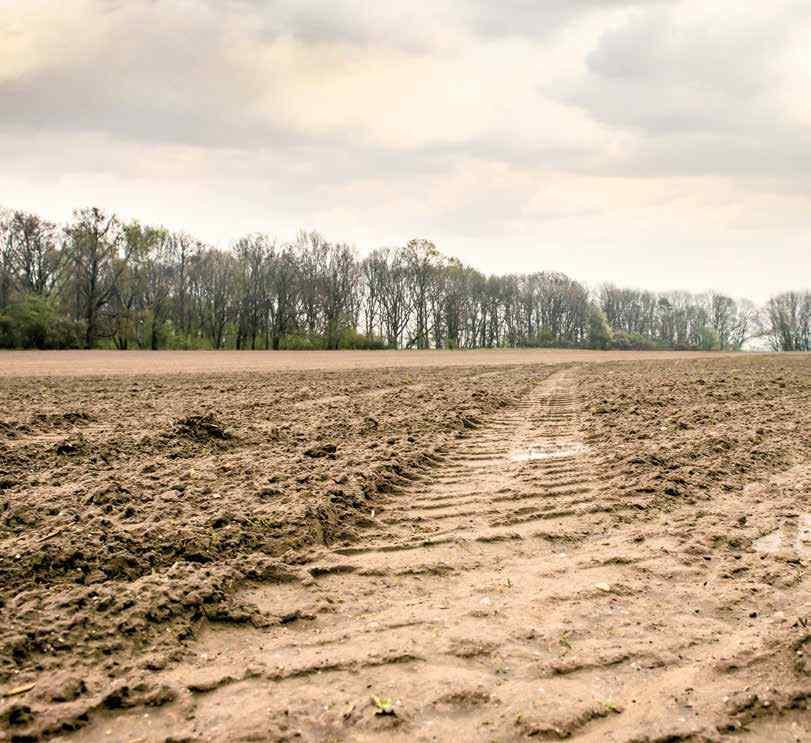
[71,368,810,742]
[74,368,610,741]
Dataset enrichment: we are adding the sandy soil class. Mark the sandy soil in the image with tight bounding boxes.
[0,348,736,378]
[0,353,809,741]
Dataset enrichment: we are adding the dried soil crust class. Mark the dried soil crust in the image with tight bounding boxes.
[0,354,810,741]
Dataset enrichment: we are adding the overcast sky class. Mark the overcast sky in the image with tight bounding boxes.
[1,0,809,301]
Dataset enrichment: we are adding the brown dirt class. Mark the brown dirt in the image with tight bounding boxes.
[0,349,737,378]
[0,353,809,742]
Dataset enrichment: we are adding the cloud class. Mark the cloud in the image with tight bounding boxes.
[0,0,809,302]
[466,0,672,39]
[0,0,618,156]
[552,0,811,178]
[0,2,287,147]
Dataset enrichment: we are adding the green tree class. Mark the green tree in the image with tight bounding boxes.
[587,305,613,349]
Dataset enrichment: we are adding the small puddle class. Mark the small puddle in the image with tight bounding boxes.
[801,515,811,552]
[510,443,588,462]
[753,515,811,556]
[752,529,782,554]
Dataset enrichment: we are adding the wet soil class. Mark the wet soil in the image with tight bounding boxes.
[0,353,809,741]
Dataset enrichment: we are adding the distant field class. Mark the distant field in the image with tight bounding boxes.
[0,347,739,377]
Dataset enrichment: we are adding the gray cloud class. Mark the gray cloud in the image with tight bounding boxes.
[0,4,287,148]
[4,0,800,167]
[467,0,673,39]
[1,0,810,301]
[544,2,811,179]
[583,8,782,99]
[206,0,656,46]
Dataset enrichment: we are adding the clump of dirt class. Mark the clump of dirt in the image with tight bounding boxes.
[304,442,338,458]
[173,413,232,442]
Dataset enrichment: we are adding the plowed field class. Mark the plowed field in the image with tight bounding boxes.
[0,351,809,742]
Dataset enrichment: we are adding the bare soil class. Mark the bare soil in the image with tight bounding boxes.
[0,349,735,378]
[0,352,809,742]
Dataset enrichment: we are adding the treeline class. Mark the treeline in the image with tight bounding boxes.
[0,206,807,352]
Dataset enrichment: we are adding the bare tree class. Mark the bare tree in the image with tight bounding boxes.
[763,291,811,351]
[360,251,385,340]
[267,244,299,349]
[64,207,128,349]
[404,238,439,349]
[234,235,270,350]
[296,231,328,339]
[376,247,413,348]
[169,232,195,340]
[193,248,236,349]
[136,227,176,350]
[0,211,14,310]
[7,211,62,296]
[1,203,804,354]
[322,241,358,350]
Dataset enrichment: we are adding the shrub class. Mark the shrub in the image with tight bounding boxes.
[278,333,321,350]
[610,330,656,351]
[0,313,14,348]
[0,296,84,349]
[46,315,84,349]
[338,328,387,350]
[587,306,613,350]
[696,326,720,351]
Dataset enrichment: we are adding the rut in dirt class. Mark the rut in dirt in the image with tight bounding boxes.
[74,367,811,743]
[335,368,598,556]
[76,369,620,741]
